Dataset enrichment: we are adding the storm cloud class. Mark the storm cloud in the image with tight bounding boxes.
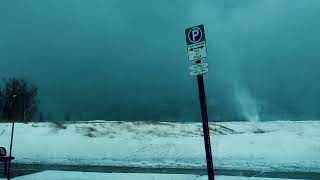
[0,0,319,121]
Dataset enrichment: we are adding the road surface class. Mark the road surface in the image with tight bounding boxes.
[1,163,319,179]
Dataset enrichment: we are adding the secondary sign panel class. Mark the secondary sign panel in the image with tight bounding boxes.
[189,62,209,76]
[185,24,207,61]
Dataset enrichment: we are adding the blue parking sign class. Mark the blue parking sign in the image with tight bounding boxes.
[185,24,207,61]
[185,24,206,45]
[188,26,202,43]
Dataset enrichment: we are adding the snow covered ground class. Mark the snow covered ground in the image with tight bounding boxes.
[10,171,299,180]
[0,120,319,172]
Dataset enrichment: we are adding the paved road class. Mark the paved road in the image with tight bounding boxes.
[1,163,320,179]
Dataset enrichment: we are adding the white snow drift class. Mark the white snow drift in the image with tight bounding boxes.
[0,120,319,172]
[10,171,298,180]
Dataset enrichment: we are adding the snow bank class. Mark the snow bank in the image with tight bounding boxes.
[0,120,319,172]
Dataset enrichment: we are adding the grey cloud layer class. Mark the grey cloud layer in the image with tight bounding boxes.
[0,0,319,121]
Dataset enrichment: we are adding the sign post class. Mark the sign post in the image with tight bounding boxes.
[185,24,215,180]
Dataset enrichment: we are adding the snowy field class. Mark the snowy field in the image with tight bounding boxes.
[0,120,319,172]
[9,171,298,180]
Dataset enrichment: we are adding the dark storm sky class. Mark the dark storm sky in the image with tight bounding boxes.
[0,0,320,121]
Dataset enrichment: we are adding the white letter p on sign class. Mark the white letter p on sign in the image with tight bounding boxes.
[188,26,202,44]
[192,30,200,42]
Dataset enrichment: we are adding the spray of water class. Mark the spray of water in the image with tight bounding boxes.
[235,86,260,122]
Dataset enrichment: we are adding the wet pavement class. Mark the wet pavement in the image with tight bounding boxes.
[1,163,319,179]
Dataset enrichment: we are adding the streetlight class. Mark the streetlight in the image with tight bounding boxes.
[12,92,24,121]
[6,93,22,180]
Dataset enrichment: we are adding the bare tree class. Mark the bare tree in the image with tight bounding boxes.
[0,85,4,119]
[0,78,39,122]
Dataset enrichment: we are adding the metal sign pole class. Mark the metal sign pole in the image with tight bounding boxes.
[185,24,214,180]
[197,74,215,180]
[7,122,14,180]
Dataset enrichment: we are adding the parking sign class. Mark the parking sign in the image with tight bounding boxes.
[185,24,207,61]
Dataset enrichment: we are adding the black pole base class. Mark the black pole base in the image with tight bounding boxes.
[197,75,215,180]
